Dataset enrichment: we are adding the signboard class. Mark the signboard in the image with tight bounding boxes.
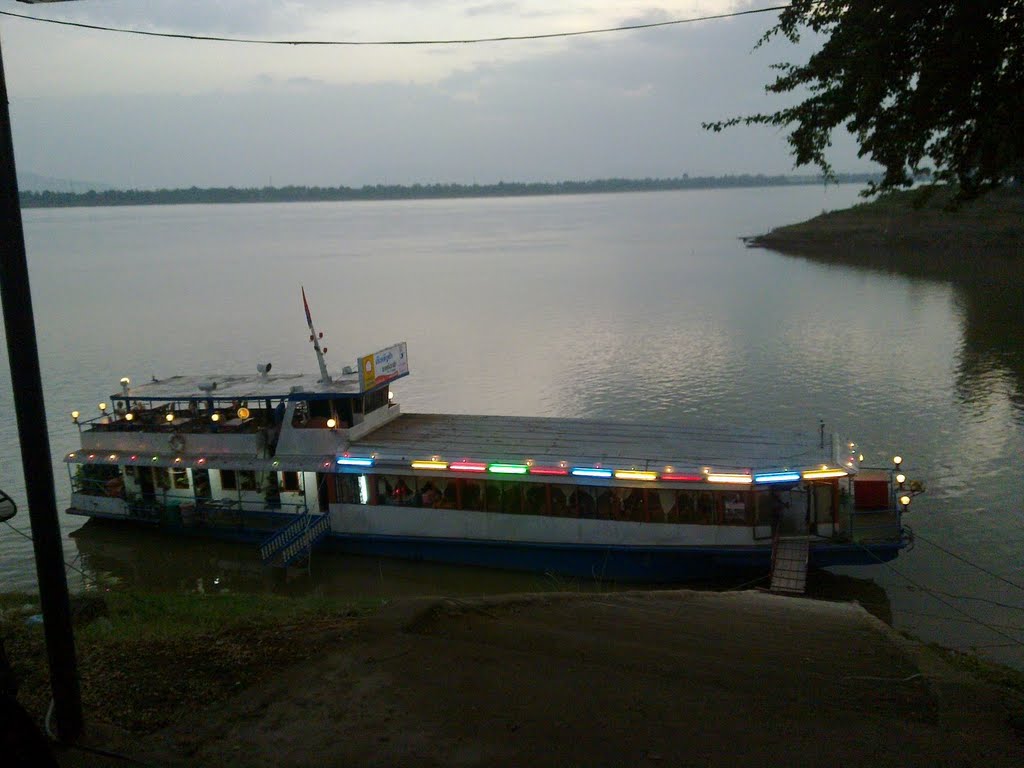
[359,342,409,392]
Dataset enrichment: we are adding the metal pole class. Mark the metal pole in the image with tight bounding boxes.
[0,35,82,741]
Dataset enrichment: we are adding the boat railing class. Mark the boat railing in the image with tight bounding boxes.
[80,406,269,434]
[121,495,308,528]
[840,507,903,544]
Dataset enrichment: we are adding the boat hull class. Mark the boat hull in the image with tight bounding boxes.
[69,508,901,582]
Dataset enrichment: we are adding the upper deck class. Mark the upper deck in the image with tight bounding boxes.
[352,413,838,476]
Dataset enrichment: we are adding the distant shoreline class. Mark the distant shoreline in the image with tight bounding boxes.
[747,185,1024,280]
[18,173,877,208]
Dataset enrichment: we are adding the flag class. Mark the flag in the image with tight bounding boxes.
[301,286,313,328]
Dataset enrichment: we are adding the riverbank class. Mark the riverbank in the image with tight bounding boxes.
[4,589,1022,766]
[19,173,877,208]
[748,185,1024,280]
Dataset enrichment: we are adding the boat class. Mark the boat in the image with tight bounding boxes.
[63,291,916,584]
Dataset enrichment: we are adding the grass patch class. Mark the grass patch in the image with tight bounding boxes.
[2,589,379,733]
[928,644,1024,696]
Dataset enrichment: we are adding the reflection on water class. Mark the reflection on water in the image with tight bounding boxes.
[953,280,1024,422]
[69,519,894,622]
[69,521,605,599]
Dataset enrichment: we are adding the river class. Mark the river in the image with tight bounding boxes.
[1,185,1022,668]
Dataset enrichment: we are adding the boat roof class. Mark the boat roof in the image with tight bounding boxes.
[117,371,377,401]
[351,413,833,473]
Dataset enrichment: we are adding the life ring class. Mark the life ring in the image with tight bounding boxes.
[169,433,186,453]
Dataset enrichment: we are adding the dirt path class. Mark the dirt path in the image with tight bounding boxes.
[83,590,1024,767]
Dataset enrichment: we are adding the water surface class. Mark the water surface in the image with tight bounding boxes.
[1,186,1022,668]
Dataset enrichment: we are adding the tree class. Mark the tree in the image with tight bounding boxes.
[704,1,1024,198]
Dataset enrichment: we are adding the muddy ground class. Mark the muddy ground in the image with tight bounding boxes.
[55,589,1024,767]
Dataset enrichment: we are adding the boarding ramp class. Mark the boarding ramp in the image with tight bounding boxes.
[259,512,330,567]
[770,536,810,594]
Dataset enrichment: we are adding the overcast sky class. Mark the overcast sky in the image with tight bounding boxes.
[1,1,873,189]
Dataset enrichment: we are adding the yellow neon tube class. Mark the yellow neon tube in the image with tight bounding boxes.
[802,468,848,479]
[411,460,448,470]
[613,470,658,481]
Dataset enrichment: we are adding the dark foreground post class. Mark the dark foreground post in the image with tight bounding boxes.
[0,36,83,741]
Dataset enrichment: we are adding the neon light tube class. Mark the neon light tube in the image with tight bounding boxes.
[661,473,705,483]
[753,471,801,484]
[450,462,488,472]
[337,457,374,467]
[488,464,529,475]
[411,460,448,470]
[706,473,753,484]
[529,466,570,476]
[802,468,848,479]
[571,468,613,479]
[614,470,658,481]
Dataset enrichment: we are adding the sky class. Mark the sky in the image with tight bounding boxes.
[0,1,875,189]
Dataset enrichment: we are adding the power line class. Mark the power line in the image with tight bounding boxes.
[913,530,1024,593]
[2,524,97,589]
[0,5,790,46]
[854,540,1024,650]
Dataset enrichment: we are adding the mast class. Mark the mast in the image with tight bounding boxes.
[302,286,332,383]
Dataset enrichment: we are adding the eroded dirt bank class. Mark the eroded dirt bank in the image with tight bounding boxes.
[70,590,1024,768]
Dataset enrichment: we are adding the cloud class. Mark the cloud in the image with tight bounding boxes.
[7,4,873,189]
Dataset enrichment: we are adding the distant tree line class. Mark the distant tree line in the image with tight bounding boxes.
[19,173,881,208]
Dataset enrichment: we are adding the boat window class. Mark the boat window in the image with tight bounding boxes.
[696,491,717,524]
[220,469,237,491]
[374,475,414,506]
[238,470,258,491]
[74,463,121,496]
[500,482,522,515]
[393,478,415,506]
[652,490,674,523]
[155,468,171,490]
[571,487,598,519]
[596,488,619,520]
[667,493,700,524]
[483,481,501,512]
[281,472,300,492]
[722,493,749,525]
[459,479,482,510]
[309,400,332,420]
[338,474,364,505]
[549,485,571,517]
[523,485,547,516]
[171,468,190,490]
[364,388,388,413]
[413,480,442,508]
[622,489,645,522]
[437,480,457,508]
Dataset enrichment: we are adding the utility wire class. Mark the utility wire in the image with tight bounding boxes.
[913,530,1024,593]
[0,5,790,46]
[2,520,99,588]
[888,583,1024,613]
[854,540,1024,650]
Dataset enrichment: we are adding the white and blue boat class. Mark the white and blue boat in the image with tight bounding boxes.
[64,292,915,585]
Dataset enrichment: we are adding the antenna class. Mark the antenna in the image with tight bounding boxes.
[302,286,332,383]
